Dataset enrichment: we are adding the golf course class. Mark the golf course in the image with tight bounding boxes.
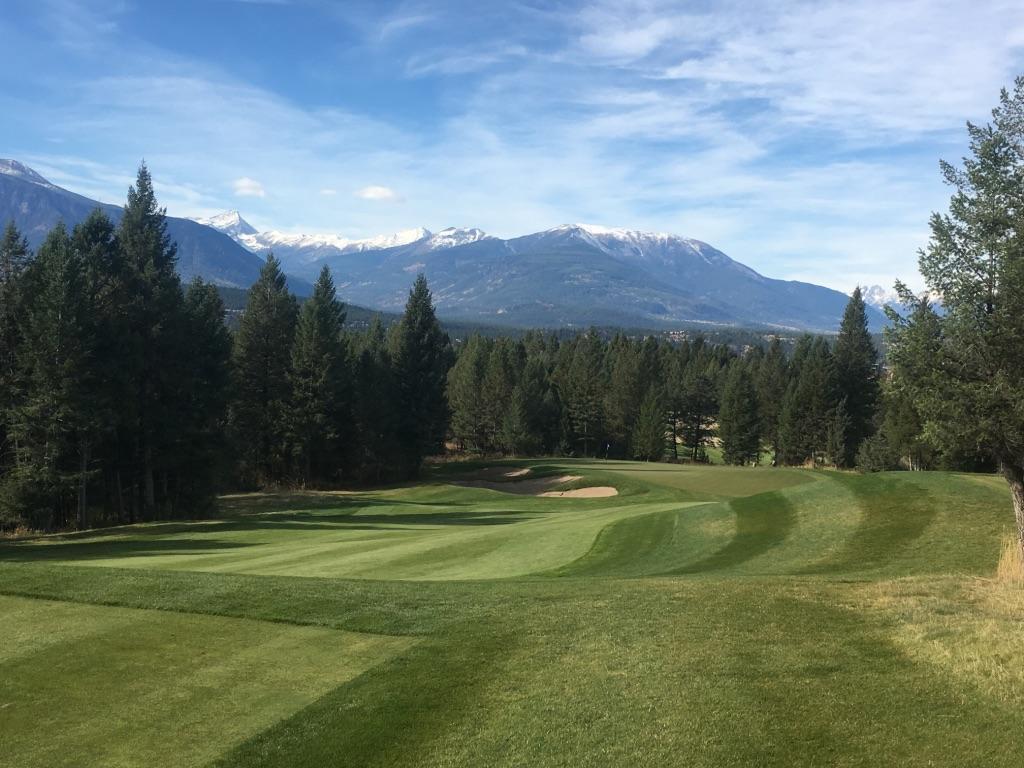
[2,460,1022,767]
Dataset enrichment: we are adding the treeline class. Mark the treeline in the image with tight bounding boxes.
[0,166,451,531]
[0,165,976,534]
[447,293,880,467]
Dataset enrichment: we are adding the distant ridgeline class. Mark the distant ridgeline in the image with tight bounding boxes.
[1,158,886,333]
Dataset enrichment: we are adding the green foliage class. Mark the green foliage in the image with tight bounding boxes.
[631,389,667,461]
[856,433,901,473]
[887,78,1024,550]
[288,266,349,484]
[390,275,453,478]
[834,288,879,465]
[230,254,298,486]
[719,361,761,465]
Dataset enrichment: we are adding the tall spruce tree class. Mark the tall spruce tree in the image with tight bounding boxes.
[887,78,1024,560]
[631,389,667,461]
[8,225,92,529]
[352,317,399,482]
[834,287,879,465]
[390,275,452,477]
[177,279,233,507]
[756,337,787,462]
[289,266,348,484]
[0,222,30,479]
[719,362,761,466]
[118,163,186,517]
[231,254,298,485]
[447,335,489,452]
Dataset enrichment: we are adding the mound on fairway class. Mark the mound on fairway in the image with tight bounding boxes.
[1,460,1021,767]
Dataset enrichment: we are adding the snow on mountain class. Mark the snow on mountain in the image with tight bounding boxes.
[196,212,492,266]
[192,210,258,237]
[427,227,489,249]
[545,223,762,279]
[0,159,55,188]
[862,285,901,309]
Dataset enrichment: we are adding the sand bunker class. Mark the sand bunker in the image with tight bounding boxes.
[454,472,618,498]
[538,486,619,498]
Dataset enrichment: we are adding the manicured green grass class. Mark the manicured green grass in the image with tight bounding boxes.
[1,461,1021,767]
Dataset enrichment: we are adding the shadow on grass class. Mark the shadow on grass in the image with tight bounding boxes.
[798,474,937,575]
[0,538,253,562]
[670,491,796,574]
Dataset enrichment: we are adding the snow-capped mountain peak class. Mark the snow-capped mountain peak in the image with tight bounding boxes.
[192,210,258,237]
[0,160,53,188]
[861,285,900,309]
[427,227,489,249]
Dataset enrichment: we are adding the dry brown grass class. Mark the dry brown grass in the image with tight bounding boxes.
[995,534,1024,583]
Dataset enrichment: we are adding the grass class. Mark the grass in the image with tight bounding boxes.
[0,460,1021,766]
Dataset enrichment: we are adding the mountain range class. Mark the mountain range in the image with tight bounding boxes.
[1,159,886,331]
[197,212,886,331]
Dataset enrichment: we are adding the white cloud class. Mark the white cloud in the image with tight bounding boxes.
[319,188,337,196]
[355,185,400,202]
[232,176,266,198]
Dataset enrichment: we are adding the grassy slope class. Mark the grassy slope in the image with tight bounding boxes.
[0,462,1021,767]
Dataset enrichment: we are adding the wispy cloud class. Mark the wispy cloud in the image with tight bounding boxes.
[356,185,400,202]
[6,0,1024,292]
[233,177,266,197]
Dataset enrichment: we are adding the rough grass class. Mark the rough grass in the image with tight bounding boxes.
[1,461,1021,767]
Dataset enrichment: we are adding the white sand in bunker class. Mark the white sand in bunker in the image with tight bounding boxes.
[453,471,619,498]
[538,485,619,498]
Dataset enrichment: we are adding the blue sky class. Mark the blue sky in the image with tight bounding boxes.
[2,0,1024,291]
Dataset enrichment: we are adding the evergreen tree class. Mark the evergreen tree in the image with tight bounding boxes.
[561,333,605,457]
[176,279,233,507]
[231,254,298,485]
[756,337,787,463]
[390,275,452,478]
[631,389,666,461]
[834,287,879,465]
[680,366,717,461]
[719,362,761,466]
[118,163,187,517]
[7,225,92,529]
[887,78,1024,558]
[499,386,538,456]
[288,266,348,484]
[0,222,30,478]
[352,317,399,483]
[447,335,489,452]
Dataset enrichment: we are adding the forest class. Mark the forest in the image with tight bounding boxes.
[0,163,1002,533]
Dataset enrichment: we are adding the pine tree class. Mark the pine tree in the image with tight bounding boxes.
[231,254,298,485]
[834,287,879,465]
[886,78,1024,558]
[390,275,452,478]
[0,222,30,478]
[561,333,606,457]
[680,365,717,462]
[176,279,233,507]
[720,362,761,466]
[756,337,787,463]
[118,163,186,517]
[288,266,348,484]
[631,389,666,461]
[352,317,399,483]
[447,335,489,452]
[8,225,92,529]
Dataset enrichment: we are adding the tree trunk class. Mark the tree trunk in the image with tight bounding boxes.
[143,443,156,518]
[77,439,89,530]
[1001,461,1024,564]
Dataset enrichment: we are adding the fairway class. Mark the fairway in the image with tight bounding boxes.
[2,461,1022,767]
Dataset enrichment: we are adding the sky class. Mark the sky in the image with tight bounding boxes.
[2,0,1024,292]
